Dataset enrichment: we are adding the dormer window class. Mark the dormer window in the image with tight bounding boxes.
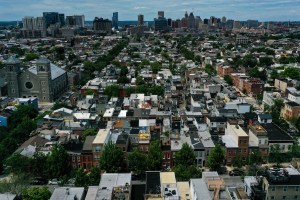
[39,65,45,71]
[8,65,14,71]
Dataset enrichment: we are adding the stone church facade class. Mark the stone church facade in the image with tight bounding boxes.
[4,56,68,102]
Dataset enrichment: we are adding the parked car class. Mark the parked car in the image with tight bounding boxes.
[31,177,47,185]
[48,179,61,185]
[229,169,244,176]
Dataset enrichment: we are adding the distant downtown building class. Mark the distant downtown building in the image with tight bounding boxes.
[138,14,144,26]
[93,17,112,34]
[112,12,118,29]
[65,15,85,27]
[43,12,64,28]
[21,16,46,37]
[154,11,168,31]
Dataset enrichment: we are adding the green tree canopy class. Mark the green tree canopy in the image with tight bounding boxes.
[21,187,51,200]
[249,150,263,165]
[99,141,125,173]
[280,67,300,79]
[82,129,97,141]
[204,64,216,75]
[88,167,101,185]
[147,141,163,171]
[242,55,257,68]
[259,57,274,66]
[174,164,202,181]
[175,143,195,166]
[47,144,71,178]
[75,168,89,188]
[224,75,233,86]
[270,144,283,166]
[128,148,148,176]
[150,62,162,74]
[104,85,120,97]
[207,144,225,171]
[24,53,39,62]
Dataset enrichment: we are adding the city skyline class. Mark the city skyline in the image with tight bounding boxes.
[1,0,300,21]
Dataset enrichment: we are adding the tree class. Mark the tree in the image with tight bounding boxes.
[242,55,257,68]
[0,174,30,194]
[82,129,97,141]
[249,67,267,81]
[24,53,39,62]
[259,57,273,66]
[21,187,51,200]
[75,168,89,188]
[269,99,284,122]
[147,141,163,171]
[10,105,38,127]
[173,143,202,181]
[136,76,145,85]
[88,167,101,185]
[174,165,202,181]
[270,144,282,166]
[249,150,263,165]
[232,154,244,168]
[150,62,161,74]
[104,85,120,97]
[47,144,71,178]
[224,75,233,85]
[207,144,225,171]
[128,148,148,176]
[175,143,195,166]
[5,153,32,174]
[280,67,300,79]
[99,141,125,173]
[204,64,216,75]
[31,152,49,179]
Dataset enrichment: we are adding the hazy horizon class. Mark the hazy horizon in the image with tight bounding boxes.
[1,0,300,21]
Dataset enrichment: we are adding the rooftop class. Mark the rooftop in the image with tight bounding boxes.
[93,129,110,144]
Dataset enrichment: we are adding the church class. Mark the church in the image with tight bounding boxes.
[4,56,68,102]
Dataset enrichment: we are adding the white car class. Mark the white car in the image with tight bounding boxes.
[48,179,61,185]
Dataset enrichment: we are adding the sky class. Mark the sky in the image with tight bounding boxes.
[1,0,300,21]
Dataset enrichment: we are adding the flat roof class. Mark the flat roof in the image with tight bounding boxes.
[177,182,190,200]
[160,172,176,184]
[229,124,248,137]
[93,129,110,144]
[222,135,238,148]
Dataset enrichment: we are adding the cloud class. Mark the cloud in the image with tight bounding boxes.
[1,0,300,21]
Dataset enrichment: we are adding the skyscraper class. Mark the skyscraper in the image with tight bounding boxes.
[154,16,168,31]
[43,12,59,28]
[66,15,85,27]
[112,12,118,29]
[59,14,65,26]
[158,11,164,18]
[138,14,144,26]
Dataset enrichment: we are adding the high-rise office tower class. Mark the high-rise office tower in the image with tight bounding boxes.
[154,16,168,31]
[93,17,112,33]
[43,12,59,28]
[188,12,195,29]
[112,12,118,29]
[167,18,172,27]
[66,15,85,27]
[138,14,144,26]
[59,14,65,26]
[222,16,227,23]
[158,11,164,18]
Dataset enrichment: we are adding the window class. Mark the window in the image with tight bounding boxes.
[77,156,80,161]
[43,96,46,100]
[296,186,299,191]
[271,187,275,191]
[41,81,46,86]
[284,186,287,191]
[282,145,285,150]
[12,89,15,93]
[259,140,261,144]
[42,89,46,93]
[295,195,298,199]
[283,196,286,199]
[270,196,274,200]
